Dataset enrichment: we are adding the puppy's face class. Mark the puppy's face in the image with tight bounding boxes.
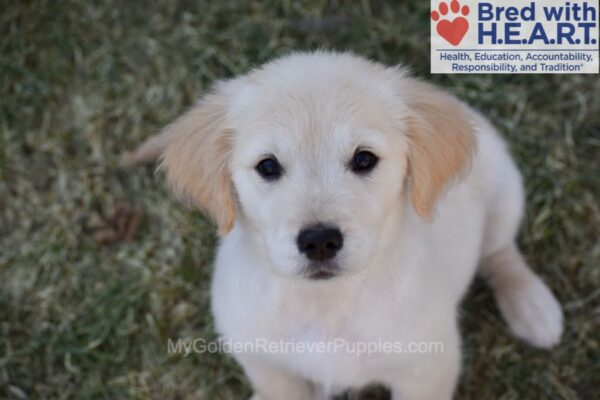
[229,71,410,279]
[159,53,475,281]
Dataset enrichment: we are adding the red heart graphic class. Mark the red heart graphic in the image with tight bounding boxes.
[436,17,468,46]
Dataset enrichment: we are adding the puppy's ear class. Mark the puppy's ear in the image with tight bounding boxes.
[404,80,476,218]
[159,85,236,235]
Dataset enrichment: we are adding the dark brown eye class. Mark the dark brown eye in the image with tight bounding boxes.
[351,150,379,174]
[256,157,282,180]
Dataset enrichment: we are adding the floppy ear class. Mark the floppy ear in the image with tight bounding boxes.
[159,85,236,236]
[403,80,476,218]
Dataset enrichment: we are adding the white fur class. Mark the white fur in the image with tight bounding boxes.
[133,52,563,399]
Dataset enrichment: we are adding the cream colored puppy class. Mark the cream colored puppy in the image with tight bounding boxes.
[126,52,563,400]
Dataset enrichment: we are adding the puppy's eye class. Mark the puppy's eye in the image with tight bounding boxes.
[351,150,379,174]
[256,157,282,180]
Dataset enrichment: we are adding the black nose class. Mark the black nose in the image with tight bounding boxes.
[296,226,344,261]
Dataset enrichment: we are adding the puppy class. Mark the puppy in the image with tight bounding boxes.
[126,51,563,399]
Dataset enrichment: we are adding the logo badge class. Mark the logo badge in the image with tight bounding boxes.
[431,0,599,74]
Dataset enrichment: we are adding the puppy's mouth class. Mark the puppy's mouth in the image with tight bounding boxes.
[303,262,340,280]
[308,269,337,280]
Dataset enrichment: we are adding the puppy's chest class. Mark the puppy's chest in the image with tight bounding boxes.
[237,290,404,385]
[265,284,398,339]
[275,323,385,386]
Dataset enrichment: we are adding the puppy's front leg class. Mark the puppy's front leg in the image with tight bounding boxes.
[390,332,461,400]
[240,357,322,400]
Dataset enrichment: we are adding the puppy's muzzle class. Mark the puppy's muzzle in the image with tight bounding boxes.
[296,225,343,262]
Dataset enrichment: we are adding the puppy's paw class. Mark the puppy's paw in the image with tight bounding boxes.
[496,276,563,349]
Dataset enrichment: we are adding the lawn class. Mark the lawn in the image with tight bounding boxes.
[1,1,599,399]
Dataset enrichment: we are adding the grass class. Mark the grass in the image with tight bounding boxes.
[1,0,599,398]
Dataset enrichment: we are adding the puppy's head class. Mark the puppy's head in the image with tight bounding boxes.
[159,52,475,280]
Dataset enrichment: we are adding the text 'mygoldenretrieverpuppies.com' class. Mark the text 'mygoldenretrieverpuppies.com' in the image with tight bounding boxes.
[126,51,563,400]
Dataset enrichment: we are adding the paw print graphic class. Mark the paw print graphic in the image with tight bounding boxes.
[431,0,470,46]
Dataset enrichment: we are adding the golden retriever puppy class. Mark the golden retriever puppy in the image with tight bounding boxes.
[126,51,563,400]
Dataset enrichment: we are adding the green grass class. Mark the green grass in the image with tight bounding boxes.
[1,1,599,399]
